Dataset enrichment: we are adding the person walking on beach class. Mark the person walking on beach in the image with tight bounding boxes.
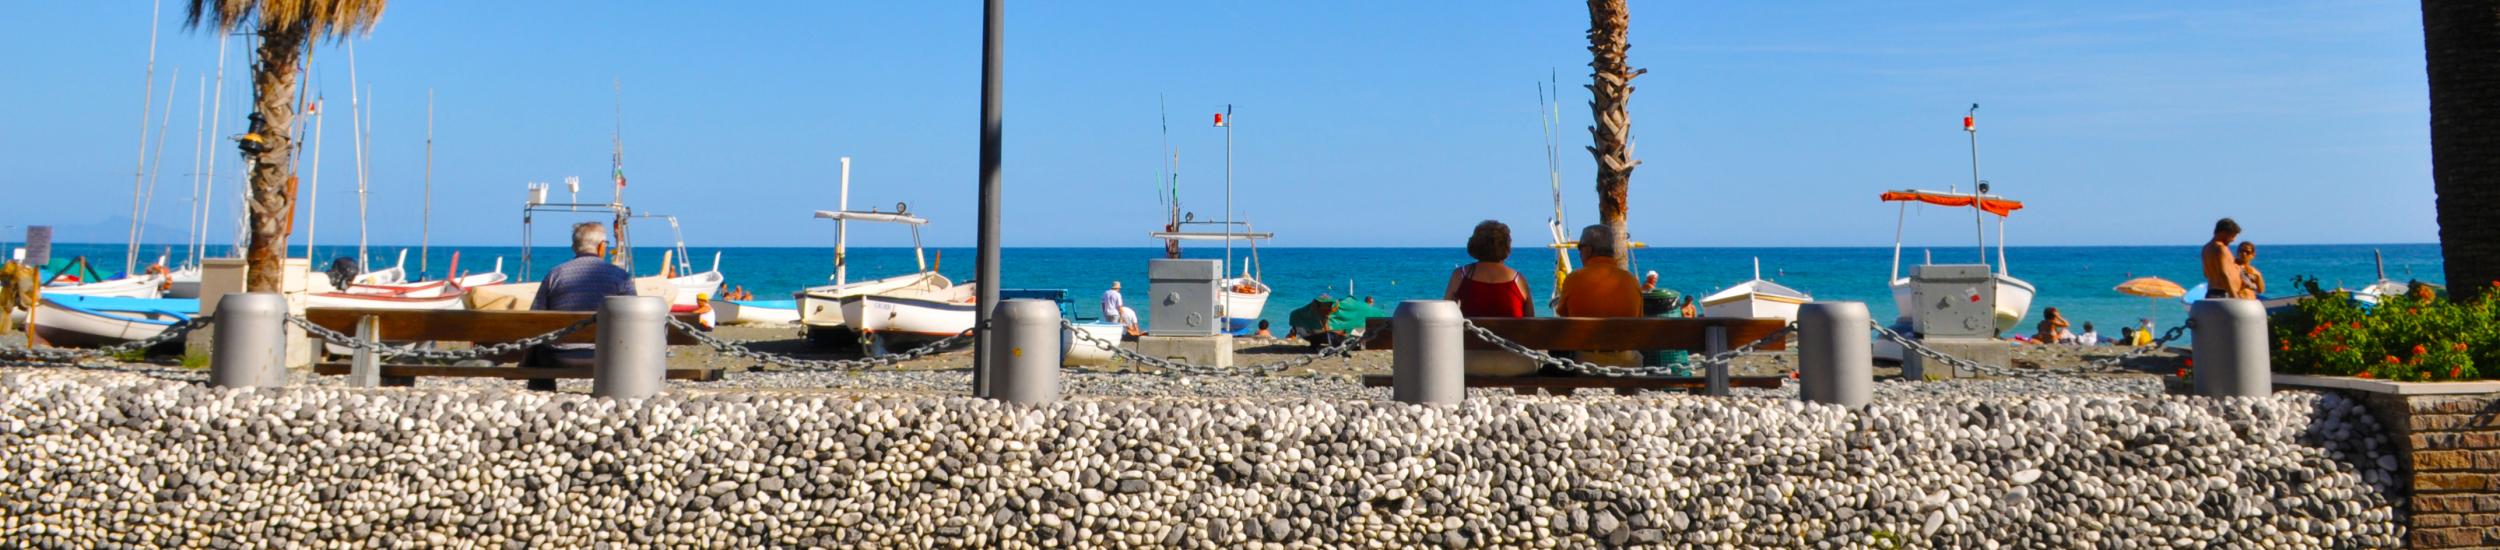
[1445,221,1536,376]
[2236,242,2266,299]
[526,222,637,390]
[2202,218,2243,299]
[1102,281,1137,335]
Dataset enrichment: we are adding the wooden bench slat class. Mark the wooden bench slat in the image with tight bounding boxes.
[303,308,703,345]
[313,363,723,381]
[1362,317,1789,352]
[1356,374,1784,390]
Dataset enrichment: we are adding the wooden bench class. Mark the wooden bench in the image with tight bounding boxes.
[303,308,721,387]
[1358,317,1790,395]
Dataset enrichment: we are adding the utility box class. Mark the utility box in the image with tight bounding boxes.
[1147,259,1221,336]
[1911,264,1997,339]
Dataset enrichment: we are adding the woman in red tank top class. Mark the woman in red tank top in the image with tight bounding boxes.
[1445,221,1532,318]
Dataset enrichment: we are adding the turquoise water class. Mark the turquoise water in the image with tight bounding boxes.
[40,242,2444,335]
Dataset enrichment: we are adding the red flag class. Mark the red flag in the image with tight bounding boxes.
[1963,115,1975,132]
[1213,113,1226,127]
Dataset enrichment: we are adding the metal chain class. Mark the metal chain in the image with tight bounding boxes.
[1461,319,1795,378]
[1870,321,2189,378]
[1063,318,1374,376]
[669,317,975,371]
[290,315,598,362]
[0,315,216,367]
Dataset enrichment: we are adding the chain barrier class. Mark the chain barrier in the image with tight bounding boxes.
[1871,320,2190,379]
[669,317,976,372]
[1459,319,1795,378]
[1063,319,1374,376]
[0,315,215,367]
[291,315,597,362]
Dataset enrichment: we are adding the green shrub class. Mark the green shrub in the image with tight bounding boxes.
[2272,276,2493,381]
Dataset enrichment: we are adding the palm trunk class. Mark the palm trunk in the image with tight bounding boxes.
[1586,0,1643,269]
[242,25,308,292]
[2426,0,2500,300]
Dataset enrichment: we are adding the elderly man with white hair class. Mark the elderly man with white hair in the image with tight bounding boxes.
[524,222,637,390]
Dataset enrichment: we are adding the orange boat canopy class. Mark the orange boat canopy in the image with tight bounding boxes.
[1881,190,2024,217]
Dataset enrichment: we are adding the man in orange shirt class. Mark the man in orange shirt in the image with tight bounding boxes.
[1556,224,1642,318]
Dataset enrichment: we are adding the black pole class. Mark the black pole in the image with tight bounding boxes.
[972,0,1004,397]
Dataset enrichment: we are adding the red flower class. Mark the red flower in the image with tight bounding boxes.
[2357,372,2374,379]
[2184,358,2196,368]
[2384,355,2402,364]
[2280,343,2291,351]
[2415,344,2430,356]
[2175,368,2188,378]
[2453,367,2464,379]
[2351,321,2364,330]
[2455,342,2470,352]
[2332,345,2349,353]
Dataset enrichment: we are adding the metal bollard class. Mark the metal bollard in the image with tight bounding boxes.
[209,293,288,388]
[987,299,1062,403]
[591,296,668,399]
[2190,298,2270,397]
[1798,302,1873,407]
[1392,300,1464,404]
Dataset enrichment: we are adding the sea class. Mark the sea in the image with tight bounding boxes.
[33,242,2446,335]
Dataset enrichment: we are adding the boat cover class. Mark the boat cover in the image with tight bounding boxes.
[1881,190,2024,217]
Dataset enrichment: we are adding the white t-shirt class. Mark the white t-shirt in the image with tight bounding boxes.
[1101,289,1127,322]
[2077,330,2099,345]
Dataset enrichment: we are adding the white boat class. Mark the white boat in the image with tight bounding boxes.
[164,265,203,299]
[841,281,980,354]
[795,157,962,346]
[718,299,801,326]
[45,273,167,299]
[1701,258,1813,322]
[1883,188,2036,334]
[351,250,409,286]
[307,287,468,310]
[665,254,725,307]
[1064,321,1126,366]
[29,295,195,350]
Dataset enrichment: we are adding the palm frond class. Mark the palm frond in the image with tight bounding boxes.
[186,0,387,40]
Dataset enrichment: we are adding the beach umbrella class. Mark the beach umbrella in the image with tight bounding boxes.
[2114,276,2186,334]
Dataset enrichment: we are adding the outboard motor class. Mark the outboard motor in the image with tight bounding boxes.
[326,257,362,290]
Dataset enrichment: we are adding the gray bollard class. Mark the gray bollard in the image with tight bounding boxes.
[2190,298,2270,397]
[591,295,668,399]
[1798,302,1873,407]
[987,299,1062,403]
[1392,300,1464,404]
[209,293,288,388]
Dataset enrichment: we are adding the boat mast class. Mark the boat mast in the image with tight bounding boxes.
[1965,103,1986,269]
[1541,76,1572,299]
[186,73,206,267]
[126,0,164,273]
[835,157,851,286]
[138,66,181,270]
[347,42,370,270]
[612,79,633,270]
[306,98,323,262]
[1890,202,1906,282]
[422,89,434,277]
[197,33,229,262]
[1221,104,1235,283]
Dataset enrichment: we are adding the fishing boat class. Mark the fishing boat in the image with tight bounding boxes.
[716,299,800,326]
[841,281,980,354]
[42,257,168,299]
[1701,258,1813,322]
[29,295,195,351]
[1884,189,2036,333]
[795,158,971,346]
[1141,105,1274,336]
[165,265,203,299]
[307,287,468,310]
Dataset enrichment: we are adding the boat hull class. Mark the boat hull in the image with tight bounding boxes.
[1701,279,1812,323]
[30,296,193,351]
[1220,278,1271,335]
[165,267,202,299]
[719,300,801,326]
[668,270,724,307]
[796,273,950,338]
[1064,321,1126,366]
[840,284,978,354]
[46,274,166,299]
[307,291,468,311]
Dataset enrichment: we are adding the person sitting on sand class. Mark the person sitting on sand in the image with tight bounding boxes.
[2034,307,2070,344]
[1556,224,1643,368]
[2236,242,2265,299]
[1444,220,1536,376]
[1252,319,1274,340]
[2202,218,2243,299]
[2117,327,2136,347]
[1287,294,1347,351]
[526,222,638,391]
[2077,322,2099,346]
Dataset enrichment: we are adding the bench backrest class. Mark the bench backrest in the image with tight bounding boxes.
[1362,317,1789,352]
[303,308,702,345]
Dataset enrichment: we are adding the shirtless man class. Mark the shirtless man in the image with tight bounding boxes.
[2201,218,2242,299]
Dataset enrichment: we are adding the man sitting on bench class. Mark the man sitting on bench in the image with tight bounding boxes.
[525,222,637,390]
[1553,224,1642,369]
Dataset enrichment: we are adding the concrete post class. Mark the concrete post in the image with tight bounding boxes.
[2190,298,2270,397]
[987,299,1061,404]
[1798,302,1873,407]
[591,296,668,399]
[1392,300,1464,404]
[208,293,287,388]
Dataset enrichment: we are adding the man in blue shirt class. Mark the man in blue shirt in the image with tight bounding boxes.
[525,222,637,390]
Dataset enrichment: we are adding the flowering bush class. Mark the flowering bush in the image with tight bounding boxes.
[2271,276,2494,381]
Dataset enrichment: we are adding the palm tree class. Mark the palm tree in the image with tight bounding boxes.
[185,0,387,292]
[2425,0,2500,299]
[1585,0,1643,269]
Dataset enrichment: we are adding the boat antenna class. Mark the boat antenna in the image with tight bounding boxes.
[1965,103,1986,268]
[347,41,369,270]
[126,0,164,274]
[422,88,433,278]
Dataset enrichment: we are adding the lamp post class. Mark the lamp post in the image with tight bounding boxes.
[971,0,1005,396]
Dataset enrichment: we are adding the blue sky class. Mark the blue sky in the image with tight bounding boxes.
[0,1,2436,249]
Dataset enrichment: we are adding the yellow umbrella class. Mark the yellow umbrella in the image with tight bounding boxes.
[2113,277,2186,299]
